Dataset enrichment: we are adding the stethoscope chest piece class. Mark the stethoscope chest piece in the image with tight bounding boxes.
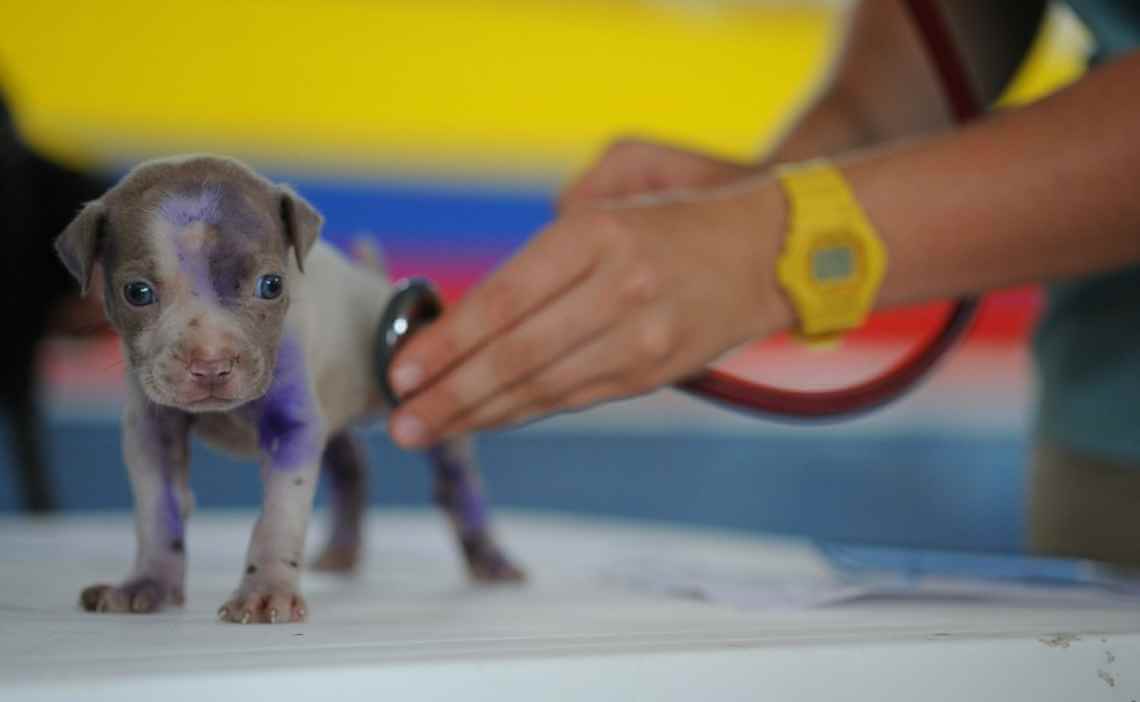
[374,277,443,408]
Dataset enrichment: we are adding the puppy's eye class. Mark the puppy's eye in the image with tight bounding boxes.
[123,281,156,307]
[256,274,284,300]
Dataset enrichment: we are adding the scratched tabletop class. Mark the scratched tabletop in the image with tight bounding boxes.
[1,510,1137,701]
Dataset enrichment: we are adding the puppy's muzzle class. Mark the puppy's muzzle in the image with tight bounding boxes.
[187,355,236,389]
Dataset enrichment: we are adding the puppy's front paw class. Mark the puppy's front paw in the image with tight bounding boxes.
[217,589,308,624]
[79,577,184,614]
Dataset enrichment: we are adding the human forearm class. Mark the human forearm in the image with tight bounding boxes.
[843,51,1140,308]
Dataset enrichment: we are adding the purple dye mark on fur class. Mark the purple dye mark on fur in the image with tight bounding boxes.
[429,445,488,535]
[161,481,185,543]
[146,406,186,543]
[160,186,262,304]
[162,190,222,303]
[258,334,321,470]
[159,187,223,227]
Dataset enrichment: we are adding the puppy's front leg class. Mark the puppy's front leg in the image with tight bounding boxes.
[218,337,324,624]
[80,381,191,613]
[217,454,321,624]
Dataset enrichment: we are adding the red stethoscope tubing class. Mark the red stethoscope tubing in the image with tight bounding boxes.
[676,0,984,420]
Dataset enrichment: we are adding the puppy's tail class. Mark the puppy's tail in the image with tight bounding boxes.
[347,234,389,280]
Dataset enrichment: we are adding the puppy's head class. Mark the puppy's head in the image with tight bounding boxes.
[54,155,322,412]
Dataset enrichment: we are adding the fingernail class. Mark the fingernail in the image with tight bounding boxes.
[391,414,426,446]
[392,364,422,394]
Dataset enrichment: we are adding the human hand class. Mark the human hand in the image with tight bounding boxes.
[384,174,793,449]
[558,137,757,211]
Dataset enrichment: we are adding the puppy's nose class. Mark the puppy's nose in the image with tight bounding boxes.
[188,356,235,384]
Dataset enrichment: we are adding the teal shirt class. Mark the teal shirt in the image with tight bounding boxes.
[1033,0,1140,460]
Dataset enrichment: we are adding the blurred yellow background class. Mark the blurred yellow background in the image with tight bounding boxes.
[2,0,1087,182]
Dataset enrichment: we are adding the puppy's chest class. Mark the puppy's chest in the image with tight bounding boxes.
[191,411,261,458]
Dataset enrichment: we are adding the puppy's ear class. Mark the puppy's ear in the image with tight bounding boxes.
[277,185,322,272]
[55,200,106,295]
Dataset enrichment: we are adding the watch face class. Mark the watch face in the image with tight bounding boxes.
[811,243,855,284]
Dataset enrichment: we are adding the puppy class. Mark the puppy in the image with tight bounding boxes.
[55,155,523,624]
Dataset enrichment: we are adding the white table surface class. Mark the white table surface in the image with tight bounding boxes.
[2,510,1137,701]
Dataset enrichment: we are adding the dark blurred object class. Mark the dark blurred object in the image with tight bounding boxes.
[0,86,111,512]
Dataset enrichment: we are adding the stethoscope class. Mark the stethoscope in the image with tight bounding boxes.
[376,0,982,419]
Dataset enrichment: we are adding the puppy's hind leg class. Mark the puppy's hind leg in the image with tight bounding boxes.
[312,431,368,573]
[430,436,524,583]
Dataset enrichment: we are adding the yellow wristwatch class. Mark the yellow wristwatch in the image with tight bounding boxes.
[775,160,887,346]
